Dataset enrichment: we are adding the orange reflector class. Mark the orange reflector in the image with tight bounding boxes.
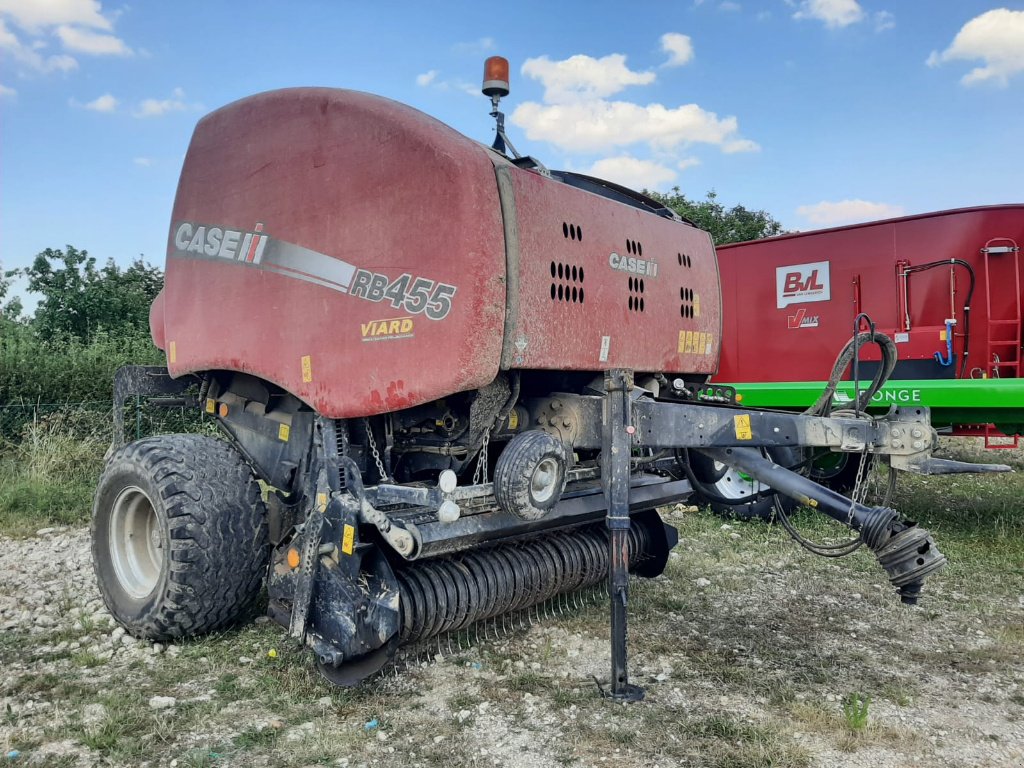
[218,403,229,417]
[736,393,743,403]
[287,548,300,569]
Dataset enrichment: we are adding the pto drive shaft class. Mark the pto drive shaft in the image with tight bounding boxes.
[698,447,947,604]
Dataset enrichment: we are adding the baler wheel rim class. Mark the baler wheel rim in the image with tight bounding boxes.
[107,485,164,600]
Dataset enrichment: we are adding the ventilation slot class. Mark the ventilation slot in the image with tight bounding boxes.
[628,275,645,313]
[680,286,697,319]
[677,252,692,268]
[626,239,643,257]
[550,261,585,304]
[562,222,583,241]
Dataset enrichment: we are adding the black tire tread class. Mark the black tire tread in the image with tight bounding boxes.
[492,430,567,521]
[92,434,269,640]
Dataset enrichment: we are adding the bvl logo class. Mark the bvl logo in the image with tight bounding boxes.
[776,260,831,308]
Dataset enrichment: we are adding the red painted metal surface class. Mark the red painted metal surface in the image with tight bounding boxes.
[154,89,507,418]
[501,164,720,374]
[152,88,721,418]
[715,206,1024,384]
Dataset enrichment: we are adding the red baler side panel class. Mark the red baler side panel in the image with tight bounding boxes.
[716,206,1024,382]
[505,166,721,373]
[158,89,506,418]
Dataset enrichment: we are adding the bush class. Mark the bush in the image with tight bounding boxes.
[0,328,163,403]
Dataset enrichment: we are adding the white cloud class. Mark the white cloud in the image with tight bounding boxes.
[0,0,111,31]
[660,33,694,67]
[719,2,741,12]
[56,24,130,55]
[511,99,755,154]
[796,199,904,226]
[415,70,438,87]
[0,18,78,72]
[586,156,678,190]
[874,11,895,33]
[926,9,1024,87]
[521,53,655,103]
[452,37,495,55]
[0,1,131,75]
[133,87,197,118]
[793,0,864,29]
[677,157,701,171]
[0,82,14,97]
[83,92,117,111]
[723,138,760,153]
[133,157,152,167]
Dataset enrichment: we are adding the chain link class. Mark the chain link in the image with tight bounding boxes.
[847,448,872,527]
[364,418,389,482]
[472,430,491,486]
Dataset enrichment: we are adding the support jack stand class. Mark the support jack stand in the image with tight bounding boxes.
[601,369,645,702]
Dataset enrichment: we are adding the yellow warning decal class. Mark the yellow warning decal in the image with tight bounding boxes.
[939,329,947,341]
[341,524,355,555]
[685,330,695,354]
[278,423,290,442]
[734,414,753,440]
[704,332,714,356]
[205,398,216,414]
[301,355,313,383]
[507,409,519,430]
[697,332,707,355]
[169,340,177,364]
[694,295,701,317]
[678,330,687,354]
[316,492,328,513]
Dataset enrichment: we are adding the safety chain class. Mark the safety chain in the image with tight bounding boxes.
[364,418,389,482]
[848,448,872,527]
[472,429,491,486]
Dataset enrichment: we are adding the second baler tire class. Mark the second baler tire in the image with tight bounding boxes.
[492,430,568,521]
[92,434,269,641]
[809,451,864,494]
[694,446,801,523]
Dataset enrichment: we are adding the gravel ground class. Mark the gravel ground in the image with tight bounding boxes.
[1,513,1022,768]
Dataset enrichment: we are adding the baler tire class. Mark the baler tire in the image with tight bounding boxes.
[92,434,269,641]
[695,447,800,523]
[493,430,567,521]
[809,451,864,494]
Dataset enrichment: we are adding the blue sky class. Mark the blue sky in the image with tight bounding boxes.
[2,1,1022,307]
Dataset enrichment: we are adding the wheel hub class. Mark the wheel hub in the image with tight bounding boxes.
[108,486,164,599]
[530,457,560,503]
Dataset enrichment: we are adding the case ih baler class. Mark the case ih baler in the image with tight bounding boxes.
[93,60,1007,697]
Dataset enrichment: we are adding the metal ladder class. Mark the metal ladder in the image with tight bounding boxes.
[981,237,1021,448]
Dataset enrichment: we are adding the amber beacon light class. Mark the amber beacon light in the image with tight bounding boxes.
[482,56,510,98]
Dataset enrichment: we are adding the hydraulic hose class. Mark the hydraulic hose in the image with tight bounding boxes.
[900,259,975,379]
[805,330,898,417]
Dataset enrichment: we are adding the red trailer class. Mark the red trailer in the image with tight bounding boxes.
[715,205,1024,444]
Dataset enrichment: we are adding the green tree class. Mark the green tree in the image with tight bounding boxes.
[18,246,162,342]
[645,189,785,245]
[0,267,23,324]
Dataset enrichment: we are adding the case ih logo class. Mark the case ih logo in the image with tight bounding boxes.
[174,222,268,264]
[776,260,830,308]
